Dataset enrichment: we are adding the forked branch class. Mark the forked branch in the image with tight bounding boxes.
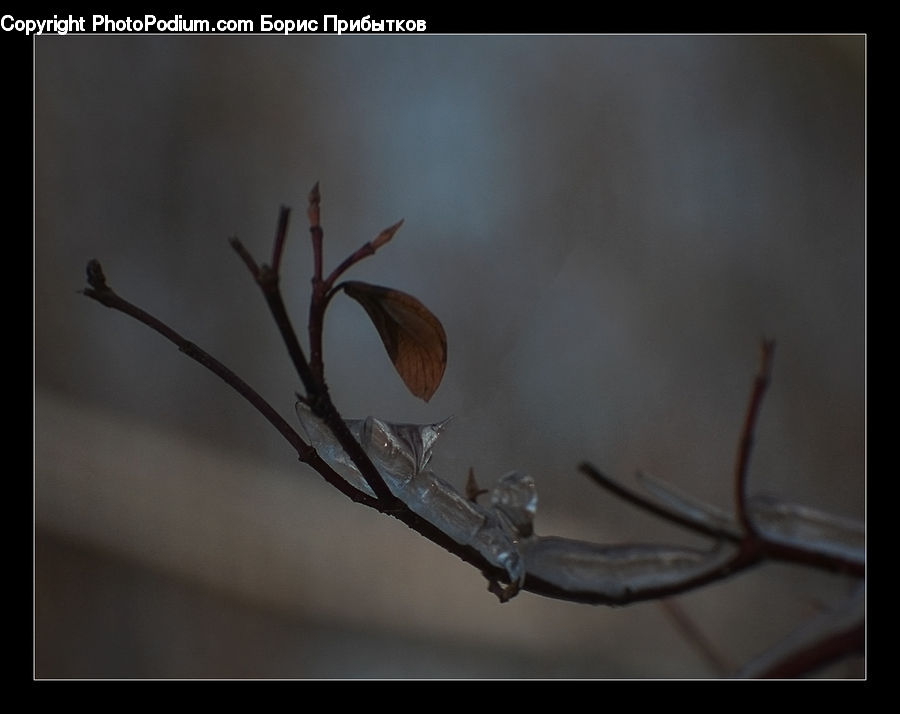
[82,185,864,676]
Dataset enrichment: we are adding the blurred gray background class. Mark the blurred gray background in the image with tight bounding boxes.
[35,35,865,678]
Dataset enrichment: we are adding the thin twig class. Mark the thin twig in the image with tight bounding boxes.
[229,236,318,398]
[307,183,327,384]
[753,622,864,679]
[324,219,404,289]
[308,182,322,283]
[230,216,395,502]
[757,539,864,578]
[659,598,734,676]
[81,260,376,507]
[82,191,863,667]
[297,184,395,501]
[579,462,741,543]
[270,205,291,274]
[735,339,775,535]
[230,236,262,277]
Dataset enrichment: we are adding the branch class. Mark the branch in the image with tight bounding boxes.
[659,598,735,676]
[324,219,404,291]
[84,253,760,608]
[735,338,775,534]
[579,462,742,543]
[580,340,862,580]
[82,190,862,680]
[736,583,865,678]
[231,190,397,503]
[307,183,326,384]
[229,219,318,398]
[81,260,375,507]
[270,202,291,274]
[230,192,399,503]
[81,259,519,592]
[754,622,864,679]
[520,536,746,605]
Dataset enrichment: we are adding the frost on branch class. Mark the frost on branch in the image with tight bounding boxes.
[296,402,745,604]
[297,401,526,597]
[635,471,864,568]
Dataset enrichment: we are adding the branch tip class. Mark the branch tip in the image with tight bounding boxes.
[759,338,775,381]
[372,218,404,250]
[734,338,776,535]
[85,259,108,290]
[579,461,740,542]
[229,237,261,278]
[83,197,859,676]
[271,206,292,272]
[307,182,321,226]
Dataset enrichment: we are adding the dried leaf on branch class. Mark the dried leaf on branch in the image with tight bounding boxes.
[342,280,447,401]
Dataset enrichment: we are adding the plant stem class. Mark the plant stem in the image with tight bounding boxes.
[735,339,775,535]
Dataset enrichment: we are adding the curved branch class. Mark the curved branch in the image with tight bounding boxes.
[230,197,396,503]
[324,219,404,289]
[81,260,374,507]
[736,583,865,678]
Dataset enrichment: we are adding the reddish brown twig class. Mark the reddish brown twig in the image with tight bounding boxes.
[271,204,291,275]
[81,259,519,591]
[755,621,864,678]
[324,219,404,291]
[83,190,862,678]
[659,598,735,676]
[306,186,403,385]
[735,339,775,535]
[229,212,318,399]
[230,190,395,503]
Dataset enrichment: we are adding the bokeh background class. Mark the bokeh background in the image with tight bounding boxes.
[35,34,865,678]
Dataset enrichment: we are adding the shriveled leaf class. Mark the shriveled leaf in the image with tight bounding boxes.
[342,280,447,401]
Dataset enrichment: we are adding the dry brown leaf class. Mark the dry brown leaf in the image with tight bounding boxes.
[342,281,447,402]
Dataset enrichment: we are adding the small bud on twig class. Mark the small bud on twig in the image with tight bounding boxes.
[372,219,404,250]
[307,181,321,226]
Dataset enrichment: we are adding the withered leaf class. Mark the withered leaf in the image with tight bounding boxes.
[342,280,447,401]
